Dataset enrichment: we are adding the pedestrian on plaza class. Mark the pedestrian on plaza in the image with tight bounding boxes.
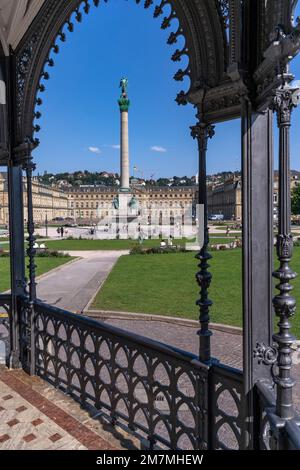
[226,226,230,237]
[60,226,64,238]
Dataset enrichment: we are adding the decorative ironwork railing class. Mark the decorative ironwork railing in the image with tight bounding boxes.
[0,294,11,366]
[256,381,300,450]
[210,363,244,450]
[17,298,246,450]
[33,300,209,450]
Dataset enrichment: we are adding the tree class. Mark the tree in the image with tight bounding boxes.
[292,185,300,215]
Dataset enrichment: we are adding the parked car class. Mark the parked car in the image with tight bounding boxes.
[209,214,224,221]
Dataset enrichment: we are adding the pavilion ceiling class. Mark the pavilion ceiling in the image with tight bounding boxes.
[0,0,45,54]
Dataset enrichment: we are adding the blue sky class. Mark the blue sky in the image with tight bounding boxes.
[33,0,300,178]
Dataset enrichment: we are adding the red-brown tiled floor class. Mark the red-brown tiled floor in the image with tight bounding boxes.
[0,368,121,450]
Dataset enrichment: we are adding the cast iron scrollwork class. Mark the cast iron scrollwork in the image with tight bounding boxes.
[254,343,278,366]
[15,0,194,146]
[21,145,37,375]
[33,299,210,450]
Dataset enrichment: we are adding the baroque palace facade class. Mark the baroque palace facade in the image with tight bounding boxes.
[67,185,197,223]
[1,172,299,226]
[207,177,242,220]
[0,172,198,225]
[0,173,69,225]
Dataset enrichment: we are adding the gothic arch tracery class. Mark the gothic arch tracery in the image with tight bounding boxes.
[0,0,298,155]
[13,0,229,147]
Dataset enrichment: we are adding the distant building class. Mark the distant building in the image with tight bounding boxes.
[1,169,299,226]
[207,171,300,221]
[67,185,197,224]
[0,173,69,225]
[207,177,242,220]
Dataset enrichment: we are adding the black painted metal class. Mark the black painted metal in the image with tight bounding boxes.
[241,101,274,449]
[191,122,215,363]
[13,0,233,147]
[1,0,300,452]
[8,165,26,301]
[7,50,26,367]
[209,363,245,450]
[272,81,298,420]
[21,152,37,376]
[255,380,300,450]
[33,299,210,450]
[23,155,37,302]
[13,297,245,450]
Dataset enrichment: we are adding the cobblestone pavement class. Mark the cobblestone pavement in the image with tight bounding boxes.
[102,316,300,412]
[103,317,243,369]
[0,367,136,450]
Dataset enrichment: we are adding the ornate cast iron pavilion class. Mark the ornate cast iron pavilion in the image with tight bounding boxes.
[1,0,300,450]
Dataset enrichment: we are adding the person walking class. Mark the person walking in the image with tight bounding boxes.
[60,226,64,238]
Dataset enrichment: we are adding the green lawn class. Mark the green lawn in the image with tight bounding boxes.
[92,249,300,337]
[0,257,73,293]
[23,237,235,252]
[37,238,192,251]
[209,237,235,244]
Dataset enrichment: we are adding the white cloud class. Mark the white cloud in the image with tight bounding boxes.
[102,144,120,149]
[151,146,167,153]
[88,146,101,154]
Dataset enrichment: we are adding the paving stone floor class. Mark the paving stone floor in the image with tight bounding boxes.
[0,367,138,451]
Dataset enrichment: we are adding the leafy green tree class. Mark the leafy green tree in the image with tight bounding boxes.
[292,185,300,215]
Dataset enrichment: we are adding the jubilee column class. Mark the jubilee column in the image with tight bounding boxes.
[118,78,130,191]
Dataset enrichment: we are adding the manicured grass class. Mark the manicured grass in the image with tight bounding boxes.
[209,237,235,244]
[39,238,192,251]
[92,249,300,337]
[0,256,73,293]
[24,237,235,251]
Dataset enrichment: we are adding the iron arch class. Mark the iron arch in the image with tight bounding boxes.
[13,0,229,147]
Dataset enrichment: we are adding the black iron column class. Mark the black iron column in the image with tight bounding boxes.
[272,84,298,420]
[8,164,26,368]
[191,121,215,363]
[241,99,274,449]
[6,52,26,369]
[23,153,37,375]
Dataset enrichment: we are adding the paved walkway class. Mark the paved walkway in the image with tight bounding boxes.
[36,250,128,312]
[102,317,243,368]
[0,367,136,450]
